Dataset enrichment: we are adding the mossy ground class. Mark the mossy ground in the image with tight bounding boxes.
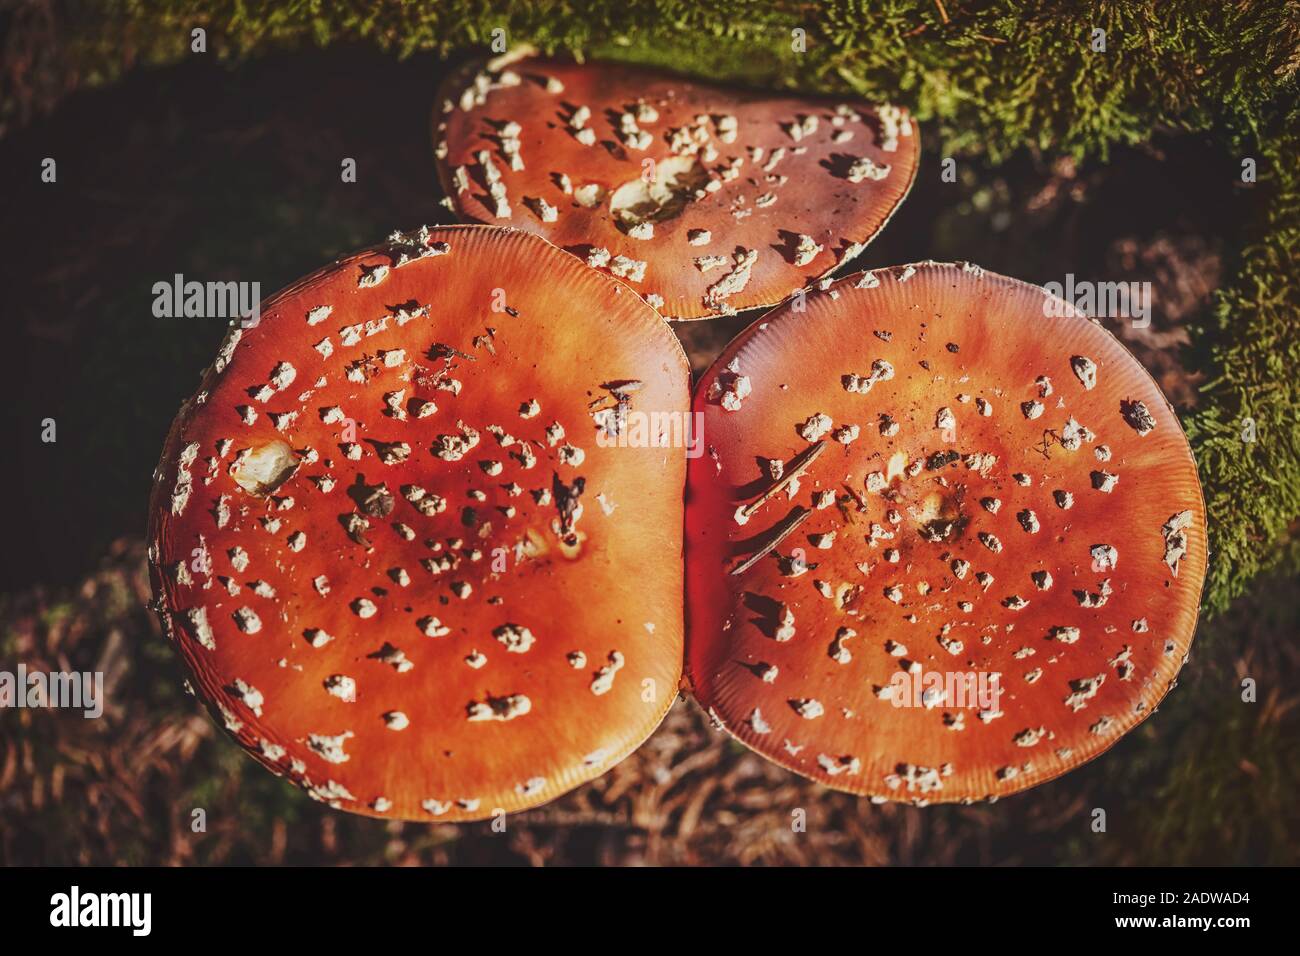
[1,1,1296,864]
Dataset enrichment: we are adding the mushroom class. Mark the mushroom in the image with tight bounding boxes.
[683,261,1206,803]
[147,225,690,820]
[433,52,919,320]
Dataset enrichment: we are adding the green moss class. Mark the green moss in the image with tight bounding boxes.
[34,2,1290,160]
[10,1,1298,612]
[1185,116,1300,612]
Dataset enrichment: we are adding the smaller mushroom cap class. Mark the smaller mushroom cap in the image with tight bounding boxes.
[434,52,919,319]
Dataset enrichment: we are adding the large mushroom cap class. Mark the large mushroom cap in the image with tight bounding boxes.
[685,262,1207,803]
[148,225,689,821]
[434,52,919,320]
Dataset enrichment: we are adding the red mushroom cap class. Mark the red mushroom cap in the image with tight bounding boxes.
[148,225,689,820]
[684,261,1207,803]
[434,51,919,320]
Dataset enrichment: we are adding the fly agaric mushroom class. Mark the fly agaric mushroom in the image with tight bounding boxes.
[433,49,919,320]
[684,262,1206,803]
[147,225,689,820]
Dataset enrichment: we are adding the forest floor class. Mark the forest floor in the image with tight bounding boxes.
[2,46,1294,865]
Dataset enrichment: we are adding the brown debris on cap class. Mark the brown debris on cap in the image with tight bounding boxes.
[684,261,1207,804]
[433,51,919,320]
[147,225,689,821]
